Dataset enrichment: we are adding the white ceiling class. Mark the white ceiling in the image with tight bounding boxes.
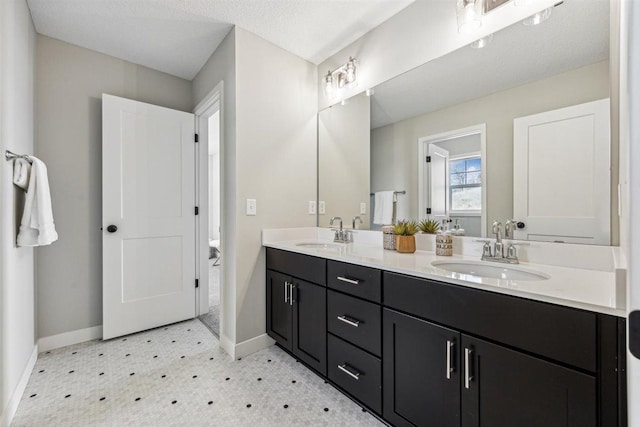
[370,0,610,129]
[27,0,415,80]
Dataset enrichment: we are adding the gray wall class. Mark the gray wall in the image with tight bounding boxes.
[370,60,609,237]
[194,27,318,347]
[192,28,237,344]
[35,35,193,339]
[0,0,36,420]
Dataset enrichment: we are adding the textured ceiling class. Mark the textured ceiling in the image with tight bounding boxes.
[27,0,414,80]
[370,0,610,129]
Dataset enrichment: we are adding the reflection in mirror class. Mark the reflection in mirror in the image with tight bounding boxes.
[318,94,370,229]
[318,0,613,244]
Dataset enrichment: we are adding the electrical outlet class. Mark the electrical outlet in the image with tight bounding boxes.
[309,201,316,215]
[246,199,257,216]
[360,202,366,215]
[318,201,326,215]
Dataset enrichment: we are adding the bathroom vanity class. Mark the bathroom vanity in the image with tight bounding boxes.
[264,233,626,427]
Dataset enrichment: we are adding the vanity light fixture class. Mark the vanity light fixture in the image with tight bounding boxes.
[457,0,483,34]
[470,33,493,48]
[322,57,359,100]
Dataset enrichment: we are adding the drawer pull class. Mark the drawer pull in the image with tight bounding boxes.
[337,315,361,327]
[284,281,289,303]
[464,347,474,389]
[337,276,360,285]
[446,340,455,380]
[337,363,361,380]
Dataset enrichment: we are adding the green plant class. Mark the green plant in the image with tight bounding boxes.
[393,220,419,236]
[418,219,441,234]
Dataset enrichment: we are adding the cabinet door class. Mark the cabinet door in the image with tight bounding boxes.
[292,279,327,375]
[266,270,292,351]
[383,309,461,427]
[461,335,596,427]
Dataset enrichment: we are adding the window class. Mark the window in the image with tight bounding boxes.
[449,156,481,212]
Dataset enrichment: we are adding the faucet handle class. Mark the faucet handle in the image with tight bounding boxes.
[474,240,493,258]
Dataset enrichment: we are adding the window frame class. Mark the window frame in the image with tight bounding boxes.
[448,152,482,216]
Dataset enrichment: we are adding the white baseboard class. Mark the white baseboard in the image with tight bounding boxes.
[234,333,275,360]
[218,333,275,360]
[219,333,235,359]
[1,345,38,427]
[38,325,102,353]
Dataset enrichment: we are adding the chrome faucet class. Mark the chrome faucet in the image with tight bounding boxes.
[352,216,363,230]
[492,221,504,258]
[330,216,351,243]
[476,220,526,264]
[505,219,517,240]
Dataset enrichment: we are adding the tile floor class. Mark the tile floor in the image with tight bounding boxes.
[12,319,383,426]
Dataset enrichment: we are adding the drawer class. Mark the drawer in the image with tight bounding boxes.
[328,290,381,357]
[383,271,597,372]
[328,334,382,414]
[266,248,326,285]
[327,260,381,303]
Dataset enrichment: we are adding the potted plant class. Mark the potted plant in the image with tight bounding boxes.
[418,218,441,234]
[393,220,419,253]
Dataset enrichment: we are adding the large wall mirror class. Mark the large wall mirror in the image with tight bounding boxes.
[318,0,614,245]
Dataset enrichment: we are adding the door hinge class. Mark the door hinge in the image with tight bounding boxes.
[195,133,199,143]
[426,156,431,163]
[195,279,199,288]
[427,208,432,214]
[195,206,199,215]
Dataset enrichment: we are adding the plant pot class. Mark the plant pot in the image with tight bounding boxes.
[395,235,416,254]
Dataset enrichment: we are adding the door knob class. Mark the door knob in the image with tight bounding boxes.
[517,222,526,229]
[106,225,118,233]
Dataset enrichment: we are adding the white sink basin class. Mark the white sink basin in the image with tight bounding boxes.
[431,260,549,281]
[295,242,344,250]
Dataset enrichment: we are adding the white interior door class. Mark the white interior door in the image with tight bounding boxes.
[513,98,610,244]
[428,144,450,220]
[102,94,196,340]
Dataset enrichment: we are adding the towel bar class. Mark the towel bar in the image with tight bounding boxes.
[5,150,33,164]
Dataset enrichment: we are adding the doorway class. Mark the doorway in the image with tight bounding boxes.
[417,124,487,238]
[195,84,223,338]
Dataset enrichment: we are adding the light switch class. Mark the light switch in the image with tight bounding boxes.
[309,201,316,215]
[318,201,326,215]
[246,199,257,216]
[360,202,367,215]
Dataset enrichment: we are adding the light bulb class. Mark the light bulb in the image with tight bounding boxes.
[323,71,335,100]
[523,7,552,25]
[345,57,357,87]
[457,0,482,34]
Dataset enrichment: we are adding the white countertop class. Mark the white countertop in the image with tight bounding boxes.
[263,229,626,317]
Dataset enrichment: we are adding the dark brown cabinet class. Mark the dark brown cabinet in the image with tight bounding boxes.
[266,249,327,375]
[461,335,596,427]
[383,309,460,427]
[265,248,626,427]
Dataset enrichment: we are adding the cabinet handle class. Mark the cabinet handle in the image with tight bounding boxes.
[464,347,474,389]
[337,276,360,285]
[337,364,361,380]
[446,340,455,380]
[337,315,360,327]
[289,283,296,306]
[284,281,289,303]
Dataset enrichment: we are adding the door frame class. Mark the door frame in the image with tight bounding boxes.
[194,82,224,319]
[417,124,487,237]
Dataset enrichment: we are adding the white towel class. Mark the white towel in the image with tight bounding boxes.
[12,158,31,190]
[17,156,58,247]
[373,191,394,225]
